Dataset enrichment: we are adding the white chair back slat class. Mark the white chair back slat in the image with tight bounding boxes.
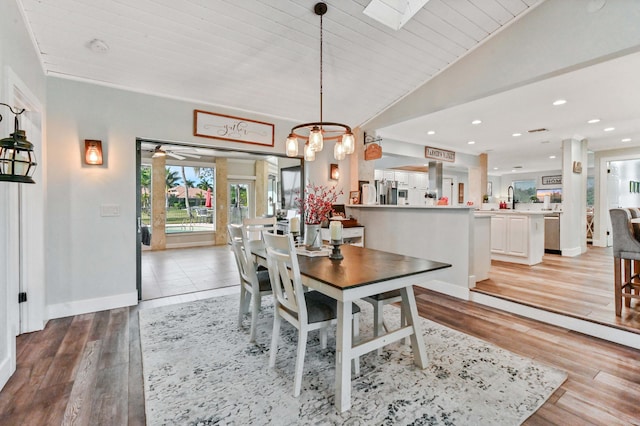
[263,232,306,323]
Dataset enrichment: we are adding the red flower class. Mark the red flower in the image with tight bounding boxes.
[295,183,343,224]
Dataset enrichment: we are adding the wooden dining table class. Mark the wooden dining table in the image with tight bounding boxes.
[254,243,451,412]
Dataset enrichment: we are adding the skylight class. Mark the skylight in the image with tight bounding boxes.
[363,0,431,30]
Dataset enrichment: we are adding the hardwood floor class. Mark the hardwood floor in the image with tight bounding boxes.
[474,245,640,333]
[1,285,639,424]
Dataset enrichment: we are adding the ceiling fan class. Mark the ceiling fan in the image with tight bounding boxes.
[151,145,201,160]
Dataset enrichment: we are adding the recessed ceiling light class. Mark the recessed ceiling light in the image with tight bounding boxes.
[549,155,556,159]
[622,138,632,142]
[512,133,522,137]
[471,120,482,125]
[604,127,615,132]
[587,118,600,124]
[552,99,567,106]
[511,169,517,172]
[493,167,499,170]
[427,130,435,135]
[467,140,475,145]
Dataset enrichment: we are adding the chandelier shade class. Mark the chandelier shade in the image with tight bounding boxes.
[0,103,37,184]
[285,3,354,162]
[304,141,316,161]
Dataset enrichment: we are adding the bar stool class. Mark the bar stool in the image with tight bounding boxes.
[609,208,640,316]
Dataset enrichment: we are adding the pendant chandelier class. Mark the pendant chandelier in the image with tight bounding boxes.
[0,103,37,184]
[285,2,355,161]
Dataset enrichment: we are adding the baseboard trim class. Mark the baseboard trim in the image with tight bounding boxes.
[416,279,470,300]
[166,241,215,249]
[46,292,138,320]
[0,356,13,392]
[561,246,582,257]
[469,291,640,350]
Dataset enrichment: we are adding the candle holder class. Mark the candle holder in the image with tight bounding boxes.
[329,239,343,260]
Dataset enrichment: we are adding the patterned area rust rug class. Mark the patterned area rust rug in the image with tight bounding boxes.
[139,295,566,425]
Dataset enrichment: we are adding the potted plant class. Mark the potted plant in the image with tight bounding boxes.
[296,183,343,248]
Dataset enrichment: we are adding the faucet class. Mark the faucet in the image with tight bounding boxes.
[507,185,515,210]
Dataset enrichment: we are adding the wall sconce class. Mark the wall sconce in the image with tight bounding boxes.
[0,102,37,184]
[85,140,103,165]
[330,163,339,180]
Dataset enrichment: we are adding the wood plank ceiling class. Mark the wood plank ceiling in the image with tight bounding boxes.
[18,0,541,128]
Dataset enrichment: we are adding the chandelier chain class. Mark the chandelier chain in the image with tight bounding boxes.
[319,12,323,126]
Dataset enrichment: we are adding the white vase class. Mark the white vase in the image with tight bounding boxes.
[304,224,321,249]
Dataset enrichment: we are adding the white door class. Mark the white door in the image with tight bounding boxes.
[606,162,620,246]
[1,68,45,391]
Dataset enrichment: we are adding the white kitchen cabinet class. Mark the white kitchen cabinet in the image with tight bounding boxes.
[491,215,528,257]
[320,226,364,247]
[374,169,383,181]
[409,172,428,189]
[485,212,544,265]
[383,170,395,181]
[490,215,508,253]
[395,171,409,187]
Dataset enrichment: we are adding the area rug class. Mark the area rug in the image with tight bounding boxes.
[139,295,566,425]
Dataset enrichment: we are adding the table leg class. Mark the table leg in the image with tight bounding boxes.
[335,300,352,412]
[400,286,428,369]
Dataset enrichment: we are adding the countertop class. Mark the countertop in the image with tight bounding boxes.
[348,204,474,209]
[474,210,561,216]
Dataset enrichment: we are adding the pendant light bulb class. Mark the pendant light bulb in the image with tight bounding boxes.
[304,141,316,161]
[309,126,323,152]
[342,132,355,154]
[334,140,346,161]
[285,134,298,157]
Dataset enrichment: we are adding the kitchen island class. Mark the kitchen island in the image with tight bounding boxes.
[346,204,488,299]
[475,210,547,265]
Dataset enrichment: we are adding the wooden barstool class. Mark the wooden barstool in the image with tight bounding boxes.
[609,208,640,316]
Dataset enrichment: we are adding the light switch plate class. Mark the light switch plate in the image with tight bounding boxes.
[101,204,120,217]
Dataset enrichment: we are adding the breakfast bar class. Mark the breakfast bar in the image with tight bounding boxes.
[347,205,486,298]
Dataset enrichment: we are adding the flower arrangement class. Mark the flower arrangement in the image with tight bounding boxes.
[296,182,343,225]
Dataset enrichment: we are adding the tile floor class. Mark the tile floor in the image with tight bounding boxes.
[141,245,239,300]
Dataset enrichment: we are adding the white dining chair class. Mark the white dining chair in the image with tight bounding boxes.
[363,291,408,354]
[263,232,360,397]
[242,216,277,248]
[228,224,273,343]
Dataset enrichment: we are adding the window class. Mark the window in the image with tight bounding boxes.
[513,179,536,203]
[141,163,215,233]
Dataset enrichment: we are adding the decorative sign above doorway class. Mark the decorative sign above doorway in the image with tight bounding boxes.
[541,175,562,185]
[194,110,274,147]
[425,146,455,162]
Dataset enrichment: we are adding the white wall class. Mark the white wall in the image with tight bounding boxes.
[45,77,302,318]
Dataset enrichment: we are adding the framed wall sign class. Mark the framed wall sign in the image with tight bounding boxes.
[425,146,455,162]
[194,110,275,147]
[542,175,562,185]
[572,161,583,174]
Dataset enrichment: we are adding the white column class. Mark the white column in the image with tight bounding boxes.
[560,138,588,256]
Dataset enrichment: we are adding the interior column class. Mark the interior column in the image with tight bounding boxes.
[151,154,167,250]
[560,137,588,256]
[215,158,228,245]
